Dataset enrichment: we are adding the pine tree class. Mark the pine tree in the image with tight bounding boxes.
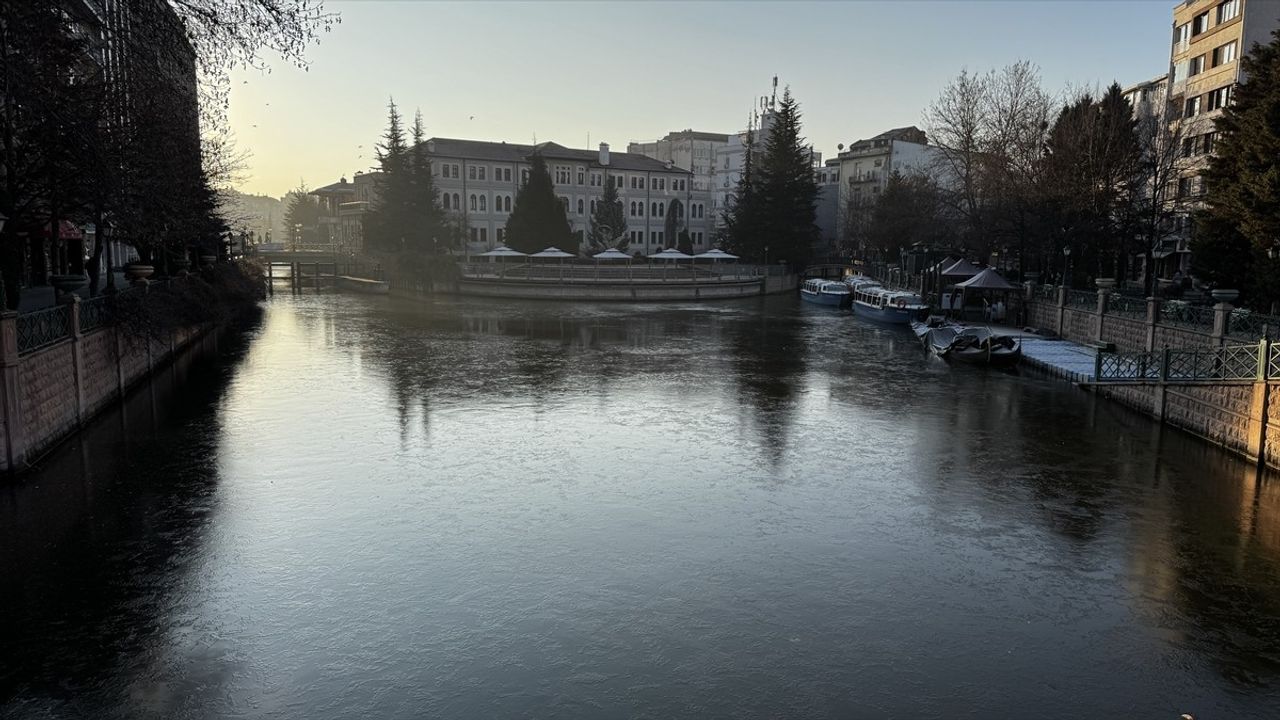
[408,110,445,253]
[1194,29,1280,302]
[283,182,320,247]
[587,175,627,251]
[506,152,572,254]
[758,88,819,266]
[365,98,415,254]
[721,125,761,257]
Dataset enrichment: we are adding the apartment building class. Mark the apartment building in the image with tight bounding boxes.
[1121,74,1171,119]
[426,138,715,254]
[834,126,942,240]
[1169,0,1280,200]
[627,130,731,195]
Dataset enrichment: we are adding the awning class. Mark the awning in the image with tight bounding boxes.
[940,258,981,278]
[38,220,85,240]
[955,267,1017,290]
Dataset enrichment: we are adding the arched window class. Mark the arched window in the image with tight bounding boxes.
[453,193,461,209]
[577,199,584,215]
[470,195,477,211]
[479,195,487,212]
[505,196,512,212]
[442,194,451,210]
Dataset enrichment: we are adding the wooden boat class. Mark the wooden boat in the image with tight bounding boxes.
[911,319,1021,366]
[801,278,852,307]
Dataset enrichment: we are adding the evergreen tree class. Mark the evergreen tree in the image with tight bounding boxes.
[676,229,693,255]
[506,152,572,254]
[757,88,819,267]
[408,110,445,253]
[1194,29,1280,302]
[723,88,819,266]
[282,182,320,247]
[664,198,683,250]
[365,98,415,254]
[587,175,627,251]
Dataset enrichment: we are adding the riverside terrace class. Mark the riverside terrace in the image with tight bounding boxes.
[446,261,799,301]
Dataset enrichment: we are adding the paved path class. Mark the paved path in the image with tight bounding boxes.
[16,272,128,313]
[987,325,1098,382]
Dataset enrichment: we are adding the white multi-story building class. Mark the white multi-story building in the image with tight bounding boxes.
[627,130,731,196]
[423,138,715,255]
[834,126,942,240]
[1122,73,1171,120]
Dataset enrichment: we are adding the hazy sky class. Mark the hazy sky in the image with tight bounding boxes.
[228,0,1175,198]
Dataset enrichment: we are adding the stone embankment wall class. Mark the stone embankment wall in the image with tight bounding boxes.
[0,299,214,474]
[1023,286,1280,468]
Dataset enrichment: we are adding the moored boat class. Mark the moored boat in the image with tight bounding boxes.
[911,318,1022,366]
[850,284,929,324]
[800,278,852,306]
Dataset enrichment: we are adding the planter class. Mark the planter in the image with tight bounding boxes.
[49,273,87,293]
[124,263,155,282]
[1095,277,1117,290]
[1211,288,1240,304]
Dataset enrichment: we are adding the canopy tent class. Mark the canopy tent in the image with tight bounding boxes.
[529,247,574,258]
[592,248,632,260]
[940,259,981,278]
[955,268,1017,290]
[648,248,694,260]
[924,255,960,274]
[477,245,527,257]
[694,248,739,261]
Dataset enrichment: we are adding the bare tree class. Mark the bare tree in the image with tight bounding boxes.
[1129,105,1194,295]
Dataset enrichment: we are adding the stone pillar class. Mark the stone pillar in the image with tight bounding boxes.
[1212,302,1232,347]
[65,296,85,426]
[1056,285,1066,336]
[1096,289,1110,343]
[1146,297,1159,352]
[0,311,23,472]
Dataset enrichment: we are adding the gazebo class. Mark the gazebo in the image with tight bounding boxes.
[954,267,1018,322]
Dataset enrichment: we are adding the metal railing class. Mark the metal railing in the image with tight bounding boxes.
[17,305,72,355]
[1106,293,1148,319]
[1065,289,1098,309]
[79,296,110,332]
[1227,309,1280,341]
[1033,284,1057,302]
[1095,343,1263,382]
[1159,301,1217,330]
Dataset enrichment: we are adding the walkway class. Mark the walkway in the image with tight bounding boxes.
[988,325,1099,382]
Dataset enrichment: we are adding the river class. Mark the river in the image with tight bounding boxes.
[2,293,1279,719]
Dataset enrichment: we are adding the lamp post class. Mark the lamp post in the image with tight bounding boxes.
[0,212,7,310]
[1062,244,1073,289]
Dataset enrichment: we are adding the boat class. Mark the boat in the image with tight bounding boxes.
[911,318,1022,366]
[849,283,929,324]
[800,278,852,307]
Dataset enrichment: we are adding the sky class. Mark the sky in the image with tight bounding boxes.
[227,0,1176,198]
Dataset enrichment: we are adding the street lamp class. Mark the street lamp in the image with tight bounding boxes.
[1062,244,1073,289]
[0,212,7,311]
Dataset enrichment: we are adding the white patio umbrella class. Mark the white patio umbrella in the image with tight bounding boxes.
[693,248,739,260]
[648,248,694,260]
[530,246,574,280]
[592,248,632,260]
[476,244,526,277]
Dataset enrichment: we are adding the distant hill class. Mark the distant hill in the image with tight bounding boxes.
[221,189,285,244]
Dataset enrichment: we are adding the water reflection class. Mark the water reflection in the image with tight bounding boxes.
[1,294,1279,719]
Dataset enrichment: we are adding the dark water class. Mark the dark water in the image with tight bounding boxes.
[2,294,1279,719]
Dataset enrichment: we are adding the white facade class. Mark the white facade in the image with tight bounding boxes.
[834,126,943,239]
[423,138,715,255]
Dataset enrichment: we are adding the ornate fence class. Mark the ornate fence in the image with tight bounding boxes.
[1096,343,1263,382]
[1227,309,1280,341]
[17,305,72,355]
[1106,293,1148,319]
[1065,289,1097,309]
[1158,301,1217,331]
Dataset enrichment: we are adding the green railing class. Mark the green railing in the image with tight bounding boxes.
[1095,342,1264,383]
[1227,309,1280,341]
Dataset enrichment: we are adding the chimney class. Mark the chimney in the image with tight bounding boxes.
[599,142,610,166]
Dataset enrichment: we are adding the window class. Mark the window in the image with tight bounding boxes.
[629,201,636,217]
[1175,22,1190,51]
[470,227,479,243]
[1189,54,1205,76]
[521,168,530,184]
[470,194,477,211]
[554,166,571,184]
[479,195,487,212]
[500,167,512,182]
[1178,176,1194,198]
[1185,95,1202,117]
[1182,137,1196,158]
[478,167,487,181]
[638,177,646,190]
[651,202,658,216]
[450,164,461,179]
[469,166,477,180]
[1203,131,1216,154]
[577,170,585,185]
[1218,0,1239,23]
[630,176,638,189]
[577,199,584,215]
[559,196,569,212]
[590,200,597,214]
[496,228,505,244]
[1207,85,1231,110]
[1213,41,1236,67]
[1192,11,1208,36]
[1173,59,1189,84]
[443,194,452,210]
[479,228,487,243]
[452,193,461,209]
[613,174,624,189]
[591,172,602,187]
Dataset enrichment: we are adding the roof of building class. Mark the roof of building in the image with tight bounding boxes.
[839,126,928,157]
[310,178,356,195]
[422,137,688,173]
[659,129,732,143]
[1122,74,1169,95]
